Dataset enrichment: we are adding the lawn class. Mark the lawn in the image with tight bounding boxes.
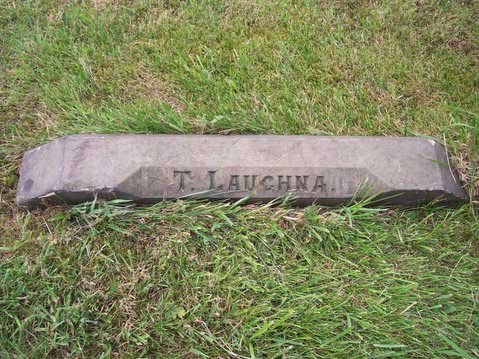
[1,0,478,357]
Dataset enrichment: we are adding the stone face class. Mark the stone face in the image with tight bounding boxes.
[17,134,468,208]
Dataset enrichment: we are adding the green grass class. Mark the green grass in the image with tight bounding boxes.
[1,0,478,357]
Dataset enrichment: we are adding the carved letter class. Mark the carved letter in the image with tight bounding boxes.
[295,175,309,191]
[260,175,274,191]
[243,175,257,191]
[228,175,240,191]
[278,175,292,191]
[312,176,325,192]
[208,171,223,190]
[174,170,192,191]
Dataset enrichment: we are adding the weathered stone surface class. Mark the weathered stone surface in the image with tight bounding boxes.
[17,134,467,208]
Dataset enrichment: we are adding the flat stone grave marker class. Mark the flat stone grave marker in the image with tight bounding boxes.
[17,134,467,208]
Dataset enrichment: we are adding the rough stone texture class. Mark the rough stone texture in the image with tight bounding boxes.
[17,134,468,208]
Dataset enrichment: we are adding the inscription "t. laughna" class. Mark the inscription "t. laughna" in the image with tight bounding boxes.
[173,170,326,193]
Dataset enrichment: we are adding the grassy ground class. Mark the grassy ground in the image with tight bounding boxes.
[1,0,478,357]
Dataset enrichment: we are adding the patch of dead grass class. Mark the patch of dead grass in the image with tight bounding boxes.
[87,0,131,11]
[123,65,186,113]
[453,147,479,199]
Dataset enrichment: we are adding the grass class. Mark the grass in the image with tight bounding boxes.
[0,0,478,357]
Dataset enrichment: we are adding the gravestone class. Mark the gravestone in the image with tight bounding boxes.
[17,134,467,208]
